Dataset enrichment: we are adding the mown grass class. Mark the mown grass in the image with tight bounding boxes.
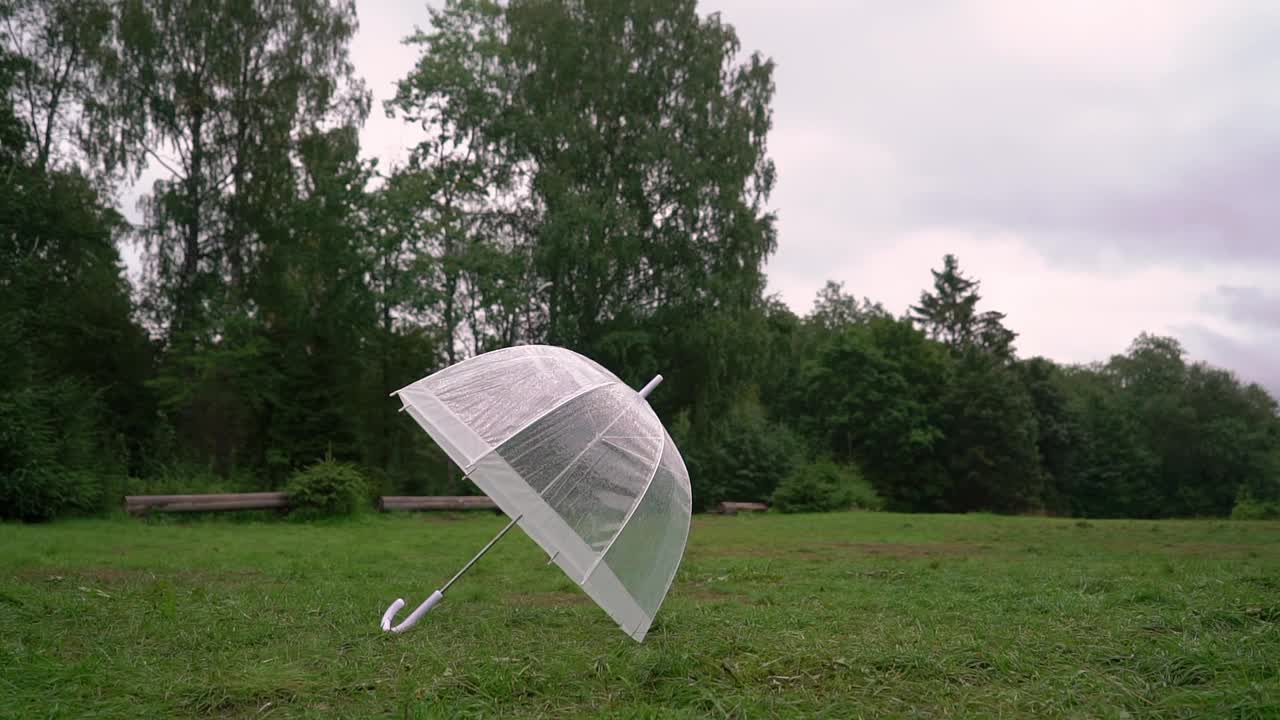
[1,511,1277,719]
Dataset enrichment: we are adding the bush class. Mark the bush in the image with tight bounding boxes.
[1231,493,1280,521]
[0,466,104,522]
[286,456,369,519]
[0,380,115,521]
[125,463,239,497]
[771,459,883,513]
[676,391,806,511]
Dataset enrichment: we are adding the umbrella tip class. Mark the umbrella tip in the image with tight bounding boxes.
[638,374,663,399]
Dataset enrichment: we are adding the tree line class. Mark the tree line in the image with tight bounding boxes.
[3,0,1277,521]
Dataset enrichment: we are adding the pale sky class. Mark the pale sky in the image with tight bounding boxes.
[129,1,1280,396]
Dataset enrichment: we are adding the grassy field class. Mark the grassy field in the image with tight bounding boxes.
[1,511,1277,719]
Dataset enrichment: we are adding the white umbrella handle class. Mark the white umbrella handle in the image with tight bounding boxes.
[381,590,443,633]
[380,514,522,633]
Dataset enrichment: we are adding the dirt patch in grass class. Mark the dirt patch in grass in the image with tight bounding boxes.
[24,567,141,584]
[823,541,982,558]
[688,545,783,558]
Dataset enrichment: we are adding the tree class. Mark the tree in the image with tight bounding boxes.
[750,295,807,422]
[1,48,153,518]
[1104,334,1194,515]
[0,41,26,159]
[911,254,1015,358]
[255,126,378,476]
[0,0,117,174]
[107,0,369,340]
[385,0,536,364]
[807,280,885,333]
[1017,357,1082,514]
[391,0,780,449]
[905,255,1040,512]
[679,387,804,510]
[800,316,950,510]
[1057,363,1161,518]
[1045,336,1280,519]
[938,352,1044,513]
[100,0,373,478]
[499,0,777,350]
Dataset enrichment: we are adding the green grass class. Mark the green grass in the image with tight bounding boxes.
[1,512,1277,719]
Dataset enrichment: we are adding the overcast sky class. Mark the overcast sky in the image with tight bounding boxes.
[131,1,1280,395]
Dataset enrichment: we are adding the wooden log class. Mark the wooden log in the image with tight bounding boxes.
[377,495,498,512]
[715,501,768,515]
[124,492,289,515]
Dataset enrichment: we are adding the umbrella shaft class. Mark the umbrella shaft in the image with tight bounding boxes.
[442,514,522,593]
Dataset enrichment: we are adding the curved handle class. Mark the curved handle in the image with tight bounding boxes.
[380,590,443,633]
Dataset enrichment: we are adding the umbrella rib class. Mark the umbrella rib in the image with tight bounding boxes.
[534,401,634,501]
[459,381,615,473]
[581,428,666,584]
[491,380,616,465]
[601,437,660,466]
[509,381,613,437]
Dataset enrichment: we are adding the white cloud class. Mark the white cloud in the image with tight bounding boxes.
[767,227,1276,368]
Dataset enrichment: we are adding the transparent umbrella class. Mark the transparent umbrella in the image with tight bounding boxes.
[379,345,692,642]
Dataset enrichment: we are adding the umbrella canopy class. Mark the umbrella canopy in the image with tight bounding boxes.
[388,345,692,642]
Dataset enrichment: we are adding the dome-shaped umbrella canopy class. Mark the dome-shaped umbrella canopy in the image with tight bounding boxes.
[393,345,692,641]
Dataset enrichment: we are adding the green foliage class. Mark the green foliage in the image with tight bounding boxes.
[1231,495,1280,520]
[1232,482,1280,520]
[771,459,881,513]
[0,55,146,520]
[285,456,369,519]
[0,380,114,521]
[807,280,887,333]
[910,253,1016,358]
[390,0,779,440]
[1016,357,1081,515]
[1052,336,1280,519]
[2,0,117,173]
[680,390,804,511]
[123,462,256,497]
[800,315,950,510]
[938,352,1045,513]
[6,0,1280,525]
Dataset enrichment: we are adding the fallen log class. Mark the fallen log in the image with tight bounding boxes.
[714,501,768,515]
[378,495,498,512]
[124,492,289,515]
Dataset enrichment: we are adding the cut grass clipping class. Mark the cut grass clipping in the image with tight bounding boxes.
[1,512,1277,718]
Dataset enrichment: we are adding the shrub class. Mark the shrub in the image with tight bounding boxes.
[286,456,369,519]
[0,467,105,522]
[0,380,115,521]
[125,463,239,497]
[1231,493,1280,521]
[676,391,806,511]
[771,459,883,513]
